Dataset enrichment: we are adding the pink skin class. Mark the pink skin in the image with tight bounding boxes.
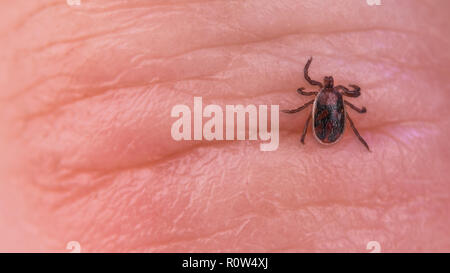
[0,0,449,252]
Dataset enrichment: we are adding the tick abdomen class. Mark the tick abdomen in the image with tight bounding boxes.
[313,89,345,144]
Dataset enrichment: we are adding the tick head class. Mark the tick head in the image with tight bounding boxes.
[323,76,334,88]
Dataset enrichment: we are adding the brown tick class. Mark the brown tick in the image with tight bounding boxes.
[282,57,370,151]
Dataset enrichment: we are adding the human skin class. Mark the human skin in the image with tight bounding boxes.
[0,0,449,252]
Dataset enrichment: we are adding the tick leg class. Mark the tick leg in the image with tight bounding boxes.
[304,57,323,88]
[281,100,314,114]
[344,100,367,113]
[297,87,318,96]
[300,113,312,144]
[346,114,370,151]
[336,84,361,97]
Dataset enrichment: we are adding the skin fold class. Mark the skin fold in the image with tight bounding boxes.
[0,0,449,252]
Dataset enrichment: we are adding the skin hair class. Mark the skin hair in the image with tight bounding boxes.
[0,0,449,252]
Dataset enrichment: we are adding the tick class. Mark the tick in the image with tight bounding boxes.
[282,57,370,151]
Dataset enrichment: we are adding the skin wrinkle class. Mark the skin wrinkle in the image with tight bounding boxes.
[0,13,436,116]
[1,1,61,34]
[1,1,434,101]
[135,218,254,252]
[28,9,175,53]
[28,123,442,251]
[5,41,438,149]
[141,196,425,252]
[0,56,65,101]
[142,214,321,252]
[73,0,223,14]
[9,59,440,170]
[31,22,147,53]
[1,28,412,106]
[0,0,449,252]
[0,1,444,107]
[27,126,442,250]
[20,84,437,147]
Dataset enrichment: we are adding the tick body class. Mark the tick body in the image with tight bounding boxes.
[313,87,345,144]
[282,58,370,151]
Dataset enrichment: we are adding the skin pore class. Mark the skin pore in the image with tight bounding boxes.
[0,0,449,252]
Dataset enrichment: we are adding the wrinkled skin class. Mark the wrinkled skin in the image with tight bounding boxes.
[0,0,449,252]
